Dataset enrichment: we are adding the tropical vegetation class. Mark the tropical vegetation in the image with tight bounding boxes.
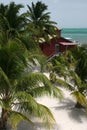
[25,1,58,42]
[0,1,63,130]
[47,46,87,109]
[0,1,87,130]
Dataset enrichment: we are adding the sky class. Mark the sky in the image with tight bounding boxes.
[1,0,87,28]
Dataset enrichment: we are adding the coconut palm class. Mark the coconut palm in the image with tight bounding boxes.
[0,2,26,40]
[0,39,63,130]
[71,46,87,82]
[26,1,57,41]
[0,3,8,15]
[47,54,72,80]
[47,48,87,109]
[69,46,87,108]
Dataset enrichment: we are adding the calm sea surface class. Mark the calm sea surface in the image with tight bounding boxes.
[61,28,87,45]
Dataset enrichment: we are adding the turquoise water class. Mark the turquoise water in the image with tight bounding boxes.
[61,28,87,45]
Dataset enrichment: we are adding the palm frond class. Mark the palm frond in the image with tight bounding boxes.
[8,110,34,129]
[71,91,87,107]
[70,71,82,88]
[56,78,74,91]
[17,72,63,99]
[12,91,38,113]
[12,91,55,129]
[0,67,11,89]
[29,84,63,100]
[0,40,28,79]
[35,103,55,129]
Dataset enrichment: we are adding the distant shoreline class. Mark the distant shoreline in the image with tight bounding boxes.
[62,28,87,29]
[61,28,87,45]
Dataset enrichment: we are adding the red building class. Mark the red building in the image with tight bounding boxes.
[39,29,77,57]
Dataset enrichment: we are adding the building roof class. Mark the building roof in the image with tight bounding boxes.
[59,42,77,46]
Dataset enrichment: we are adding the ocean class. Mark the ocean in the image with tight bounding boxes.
[61,28,87,45]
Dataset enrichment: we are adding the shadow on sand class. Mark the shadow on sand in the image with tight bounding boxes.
[53,98,87,123]
[68,107,87,123]
[8,98,87,130]
[17,121,60,130]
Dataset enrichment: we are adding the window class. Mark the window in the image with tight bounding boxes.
[55,44,59,53]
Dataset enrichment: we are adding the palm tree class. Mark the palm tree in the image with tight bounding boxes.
[47,48,87,109]
[0,3,8,15]
[0,2,63,129]
[26,1,57,42]
[0,39,63,129]
[71,46,87,82]
[0,2,26,40]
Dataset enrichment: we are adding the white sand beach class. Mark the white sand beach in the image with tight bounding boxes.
[1,72,86,130]
[17,80,87,130]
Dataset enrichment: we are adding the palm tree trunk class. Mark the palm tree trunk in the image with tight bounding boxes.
[0,108,8,130]
[75,102,84,109]
[0,88,9,129]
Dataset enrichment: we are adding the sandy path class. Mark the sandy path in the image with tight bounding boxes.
[17,87,87,130]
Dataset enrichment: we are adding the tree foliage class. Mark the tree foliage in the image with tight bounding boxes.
[48,46,87,109]
[25,1,58,42]
[0,1,63,129]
